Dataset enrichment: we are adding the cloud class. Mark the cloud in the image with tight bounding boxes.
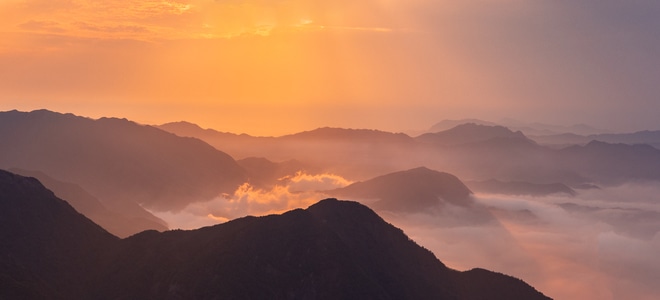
[383,187,660,300]
[150,172,352,229]
[281,171,353,192]
[147,173,660,299]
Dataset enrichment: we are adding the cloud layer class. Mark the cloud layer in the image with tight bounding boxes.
[154,179,660,299]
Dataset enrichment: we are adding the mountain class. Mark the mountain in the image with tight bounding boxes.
[428,119,500,133]
[158,121,266,158]
[0,169,118,299]
[536,130,660,149]
[0,109,247,213]
[530,130,660,149]
[282,127,414,143]
[467,179,577,197]
[329,167,473,212]
[0,170,549,299]
[8,168,167,238]
[416,123,532,146]
[237,157,316,189]
[559,141,660,184]
[590,130,660,148]
[428,119,607,136]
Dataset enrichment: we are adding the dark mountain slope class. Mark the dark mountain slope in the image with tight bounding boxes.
[0,170,549,300]
[329,167,473,212]
[9,168,167,237]
[0,170,118,300]
[0,109,247,212]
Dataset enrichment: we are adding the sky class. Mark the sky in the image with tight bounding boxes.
[1,0,660,135]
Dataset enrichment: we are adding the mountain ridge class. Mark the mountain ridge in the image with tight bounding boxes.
[0,169,550,300]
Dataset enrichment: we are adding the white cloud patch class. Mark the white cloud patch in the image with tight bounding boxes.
[281,171,353,192]
[151,172,351,230]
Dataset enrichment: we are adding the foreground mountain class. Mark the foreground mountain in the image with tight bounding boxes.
[0,170,549,299]
[0,110,247,213]
[0,170,118,299]
[9,168,167,238]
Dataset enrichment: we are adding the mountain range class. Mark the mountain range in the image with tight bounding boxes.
[0,110,246,212]
[0,169,550,299]
[161,117,660,186]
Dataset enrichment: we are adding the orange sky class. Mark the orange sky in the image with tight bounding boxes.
[1,0,660,135]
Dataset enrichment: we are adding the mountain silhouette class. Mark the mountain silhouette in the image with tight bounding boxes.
[559,140,660,184]
[531,130,660,149]
[0,170,550,299]
[467,179,577,197]
[0,110,247,213]
[329,167,473,212]
[0,169,118,299]
[428,119,500,133]
[8,168,167,237]
[428,119,606,136]
[417,123,533,146]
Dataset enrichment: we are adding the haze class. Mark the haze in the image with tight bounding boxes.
[2,0,660,135]
[2,1,660,300]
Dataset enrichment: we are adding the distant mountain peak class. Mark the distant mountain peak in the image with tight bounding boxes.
[417,123,532,146]
[329,167,473,212]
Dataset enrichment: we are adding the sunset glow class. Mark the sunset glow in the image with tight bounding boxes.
[2,1,660,135]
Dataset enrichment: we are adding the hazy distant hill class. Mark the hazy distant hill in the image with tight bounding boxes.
[0,110,247,213]
[467,179,577,197]
[531,130,660,149]
[237,157,317,188]
[160,119,660,187]
[428,119,607,136]
[9,168,167,238]
[329,167,474,212]
[559,140,660,184]
[161,123,424,179]
[428,119,500,133]
[0,170,550,300]
[282,127,414,143]
[417,123,532,146]
[159,121,274,159]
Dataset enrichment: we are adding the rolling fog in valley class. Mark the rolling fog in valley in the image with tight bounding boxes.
[2,110,660,299]
[152,172,660,300]
[3,1,660,298]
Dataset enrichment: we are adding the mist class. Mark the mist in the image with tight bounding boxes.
[151,172,352,230]
[155,179,660,300]
[384,186,660,300]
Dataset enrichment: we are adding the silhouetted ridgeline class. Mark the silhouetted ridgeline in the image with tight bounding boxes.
[329,167,473,212]
[0,109,247,214]
[0,170,550,300]
[9,168,167,238]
